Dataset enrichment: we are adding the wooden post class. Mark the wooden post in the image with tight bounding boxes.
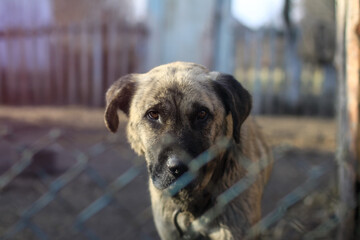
[336,0,360,239]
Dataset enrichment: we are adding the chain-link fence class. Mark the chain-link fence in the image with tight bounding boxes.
[0,108,340,240]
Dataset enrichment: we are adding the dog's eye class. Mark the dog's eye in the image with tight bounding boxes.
[147,111,160,120]
[196,110,208,121]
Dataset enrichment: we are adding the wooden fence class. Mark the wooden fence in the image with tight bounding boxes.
[0,21,147,107]
[234,28,337,116]
[0,19,337,116]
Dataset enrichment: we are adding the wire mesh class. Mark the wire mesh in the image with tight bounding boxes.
[0,120,340,240]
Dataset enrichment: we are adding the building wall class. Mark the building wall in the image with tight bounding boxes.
[146,0,235,73]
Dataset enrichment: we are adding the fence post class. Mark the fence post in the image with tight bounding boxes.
[336,0,360,239]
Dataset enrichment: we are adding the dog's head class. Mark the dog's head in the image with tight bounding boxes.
[104,62,251,196]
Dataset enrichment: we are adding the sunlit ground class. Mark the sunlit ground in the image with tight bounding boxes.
[0,106,337,239]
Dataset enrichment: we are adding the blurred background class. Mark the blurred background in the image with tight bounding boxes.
[0,0,336,115]
[0,0,343,239]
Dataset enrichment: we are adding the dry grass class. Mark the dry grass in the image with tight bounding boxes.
[257,116,336,152]
[0,106,127,130]
[0,106,338,239]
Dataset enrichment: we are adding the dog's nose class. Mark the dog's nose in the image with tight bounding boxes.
[167,157,188,177]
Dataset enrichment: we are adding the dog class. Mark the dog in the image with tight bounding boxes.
[104,62,273,239]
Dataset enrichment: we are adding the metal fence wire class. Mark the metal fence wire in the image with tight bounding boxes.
[0,122,341,240]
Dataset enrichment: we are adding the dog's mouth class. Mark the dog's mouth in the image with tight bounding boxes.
[150,168,194,191]
[151,173,174,190]
[148,147,208,192]
[149,152,194,190]
[149,159,214,214]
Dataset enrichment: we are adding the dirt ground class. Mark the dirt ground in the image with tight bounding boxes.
[0,107,337,240]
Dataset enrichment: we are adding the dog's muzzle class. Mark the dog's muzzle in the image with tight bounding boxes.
[150,153,190,190]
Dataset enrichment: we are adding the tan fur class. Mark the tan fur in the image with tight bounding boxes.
[104,62,273,240]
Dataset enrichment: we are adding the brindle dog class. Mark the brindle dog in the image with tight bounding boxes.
[104,62,273,240]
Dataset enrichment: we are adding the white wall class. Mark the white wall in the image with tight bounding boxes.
[146,0,217,70]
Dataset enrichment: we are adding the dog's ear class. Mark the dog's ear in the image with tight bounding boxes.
[104,74,137,133]
[212,74,252,143]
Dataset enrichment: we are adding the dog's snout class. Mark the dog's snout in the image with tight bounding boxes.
[167,156,188,177]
